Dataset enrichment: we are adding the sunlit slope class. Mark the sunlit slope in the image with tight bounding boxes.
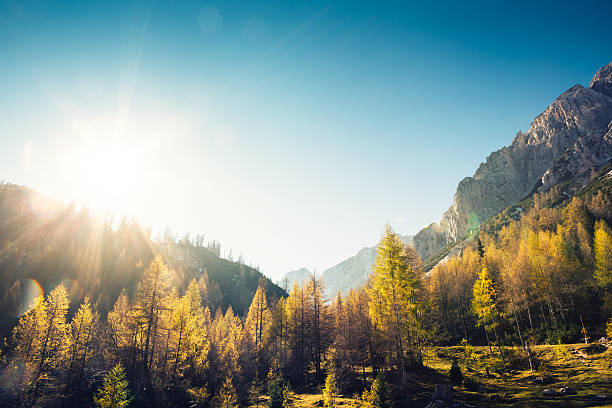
[0,183,285,337]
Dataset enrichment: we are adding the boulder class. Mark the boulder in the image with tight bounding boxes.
[559,387,576,395]
[543,388,558,397]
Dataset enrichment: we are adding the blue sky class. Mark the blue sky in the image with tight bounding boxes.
[1,0,611,280]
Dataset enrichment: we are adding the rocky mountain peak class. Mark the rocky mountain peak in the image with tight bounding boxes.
[589,62,612,98]
[413,61,612,262]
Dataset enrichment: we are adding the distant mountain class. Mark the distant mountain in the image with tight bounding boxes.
[319,234,413,297]
[276,267,312,291]
[413,61,612,261]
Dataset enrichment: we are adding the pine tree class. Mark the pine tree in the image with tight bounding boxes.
[94,363,133,408]
[267,375,285,408]
[363,374,392,408]
[322,365,338,408]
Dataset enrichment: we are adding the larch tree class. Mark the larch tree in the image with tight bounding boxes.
[36,284,71,375]
[67,296,99,383]
[594,220,612,312]
[245,285,272,351]
[368,225,424,392]
[472,266,505,363]
[133,255,172,372]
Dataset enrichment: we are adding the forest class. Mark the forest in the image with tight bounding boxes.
[0,177,610,408]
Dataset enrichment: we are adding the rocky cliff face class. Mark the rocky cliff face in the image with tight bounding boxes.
[414,62,612,261]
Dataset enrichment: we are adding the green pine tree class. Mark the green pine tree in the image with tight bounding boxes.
[94,363,133,408]
[370,375,392,408]
[322,366,338,408]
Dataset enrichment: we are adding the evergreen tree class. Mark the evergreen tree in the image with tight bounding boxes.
[94,363,133,408]
[322,365,338,408]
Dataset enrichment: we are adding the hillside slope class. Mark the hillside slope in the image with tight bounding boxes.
[0,183,284,337]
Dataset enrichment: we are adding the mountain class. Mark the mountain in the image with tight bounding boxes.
[413,62,612,261]
[319,234,413,297]
[276,267,312,290]
[0,183,285,337]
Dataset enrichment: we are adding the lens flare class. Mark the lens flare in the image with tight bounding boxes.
[17,279,44,316]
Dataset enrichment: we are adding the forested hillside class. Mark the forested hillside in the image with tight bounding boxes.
[0,183,284,338]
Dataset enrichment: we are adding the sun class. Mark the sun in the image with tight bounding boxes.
[64,141,149,214]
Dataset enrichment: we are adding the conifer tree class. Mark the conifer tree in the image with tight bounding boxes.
[94,363,133,408]
[67,296,99,382]
[594,220,612,311]
[218,377,239,408]
[472,266,504,363]
[133,255,172,371]
[245,285,272,350]
[36,284,71,375]
[368,225,424,390]
[322,365,338,408]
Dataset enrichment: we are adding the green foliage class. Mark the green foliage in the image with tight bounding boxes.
[94,364,132,408]
[322,367,338,408]
[460,339,479,371]
[268,377,286,408]
[369,375,392,408]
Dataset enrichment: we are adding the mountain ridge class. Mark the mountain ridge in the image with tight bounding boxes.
[413,62,612,260]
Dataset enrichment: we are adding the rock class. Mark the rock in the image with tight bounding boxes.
[559,387,576,395]
[413,61,612,262]
[532,376,555,385]
[590,62,612,98]
[543,388,558,397]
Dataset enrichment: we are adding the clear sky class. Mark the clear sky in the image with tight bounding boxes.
[1,0,611,280]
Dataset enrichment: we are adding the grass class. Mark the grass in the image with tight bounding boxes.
[250,343,612,407]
